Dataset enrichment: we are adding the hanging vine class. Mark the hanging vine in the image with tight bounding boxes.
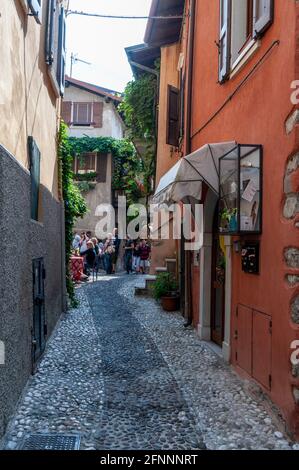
[68,136,143,205]
[59,122,87,307]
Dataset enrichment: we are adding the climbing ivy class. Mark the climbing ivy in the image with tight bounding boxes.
[68,136,143,205]
[58,122,87,307]
[119,67,159,206]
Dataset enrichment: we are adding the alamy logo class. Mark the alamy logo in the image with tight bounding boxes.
[94,197,204,251]
[0,341,4,365]
[291,340,299,366]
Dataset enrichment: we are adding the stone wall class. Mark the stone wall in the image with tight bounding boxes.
[0,145,65,438]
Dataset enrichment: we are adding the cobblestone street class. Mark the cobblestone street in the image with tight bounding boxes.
[2,275,298,451]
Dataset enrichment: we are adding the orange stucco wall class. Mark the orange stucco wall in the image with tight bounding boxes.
[151,43,182,272]
[189,0,299,435]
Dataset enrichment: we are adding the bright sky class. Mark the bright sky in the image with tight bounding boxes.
[66,0,152,92]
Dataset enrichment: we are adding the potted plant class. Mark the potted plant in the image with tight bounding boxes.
[153,272,180,312]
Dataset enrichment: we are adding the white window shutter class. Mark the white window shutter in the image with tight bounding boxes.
[219,0,231,83]
[28,0,42,24]
[253,0,274,38]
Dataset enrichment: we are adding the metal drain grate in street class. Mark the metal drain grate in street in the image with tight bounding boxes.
[19,433,81,450]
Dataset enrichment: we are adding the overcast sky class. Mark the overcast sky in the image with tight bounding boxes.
[66,0,152,92]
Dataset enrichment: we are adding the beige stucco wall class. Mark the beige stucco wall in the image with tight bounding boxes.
[150,43,181,272]
[0,0,61,200]
[64,86,125,139]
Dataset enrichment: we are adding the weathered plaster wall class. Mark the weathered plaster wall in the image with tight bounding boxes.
[0,0,61,200]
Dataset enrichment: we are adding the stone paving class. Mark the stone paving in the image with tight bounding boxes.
[2,274,299,450]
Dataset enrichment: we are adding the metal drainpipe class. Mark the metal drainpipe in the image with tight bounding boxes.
[184,0,196,328]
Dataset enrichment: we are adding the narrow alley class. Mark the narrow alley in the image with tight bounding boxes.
[2,275,296,451]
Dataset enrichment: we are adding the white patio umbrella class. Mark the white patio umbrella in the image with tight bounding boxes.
[153,141,237,205]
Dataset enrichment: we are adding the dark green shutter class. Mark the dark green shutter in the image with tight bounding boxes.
[28,137,41,221]
[28,0,42,24]
[57,6,66,95]
[167,86,180,147]
[45,0,56,65]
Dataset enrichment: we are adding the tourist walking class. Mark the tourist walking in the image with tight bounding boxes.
[124,236,134,274]
[132,241,141,273]
[139,239,151,274]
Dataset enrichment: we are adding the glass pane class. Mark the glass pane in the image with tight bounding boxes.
[240,147,261,232]
[219,148,239,233]
[219,148,238,196]
[231,0,249,63]
[255,0,264,21]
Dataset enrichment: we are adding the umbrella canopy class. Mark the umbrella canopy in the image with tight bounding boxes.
[153,142,237,205]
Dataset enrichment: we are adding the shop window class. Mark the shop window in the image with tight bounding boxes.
[219,144,262,234]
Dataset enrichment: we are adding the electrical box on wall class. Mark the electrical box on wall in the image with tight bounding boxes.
[241,242,260,274]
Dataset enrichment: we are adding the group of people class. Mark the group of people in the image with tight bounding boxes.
[71,229,151,280]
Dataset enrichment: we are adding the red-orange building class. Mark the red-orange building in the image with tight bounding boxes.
[147,0,299,437]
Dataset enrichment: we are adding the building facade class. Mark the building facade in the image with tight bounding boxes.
[61,77,125,235]
[146,0,299,437]
[0,0,67,438]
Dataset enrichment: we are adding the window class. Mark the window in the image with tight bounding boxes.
[218,144,262,234]
[231,0,253,64]
[61,101,104,127]
[28,137,41,221]
[218,0,274,82]
[72,153,107,182]
[73,103,93,126]
[166,86,180,147]
[28,0,42,24]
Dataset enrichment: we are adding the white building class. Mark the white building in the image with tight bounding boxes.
[61,76,125,235]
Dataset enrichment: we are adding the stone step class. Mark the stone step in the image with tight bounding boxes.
[145,275,157,290]
[155,267,168,273]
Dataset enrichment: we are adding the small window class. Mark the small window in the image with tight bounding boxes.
[73,103,93,126]
[76,153,97,174]
[28,137,41,221]
[167,86,180,147]
[28,0,42,24]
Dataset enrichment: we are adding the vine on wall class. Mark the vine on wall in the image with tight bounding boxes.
[68,136,143,205]
[59,122,87,307]
[119,66,159,201]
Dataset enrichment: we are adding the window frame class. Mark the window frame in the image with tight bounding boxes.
[72,102,94,127]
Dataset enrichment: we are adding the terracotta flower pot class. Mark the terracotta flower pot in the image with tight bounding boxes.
[161,295,180,312]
